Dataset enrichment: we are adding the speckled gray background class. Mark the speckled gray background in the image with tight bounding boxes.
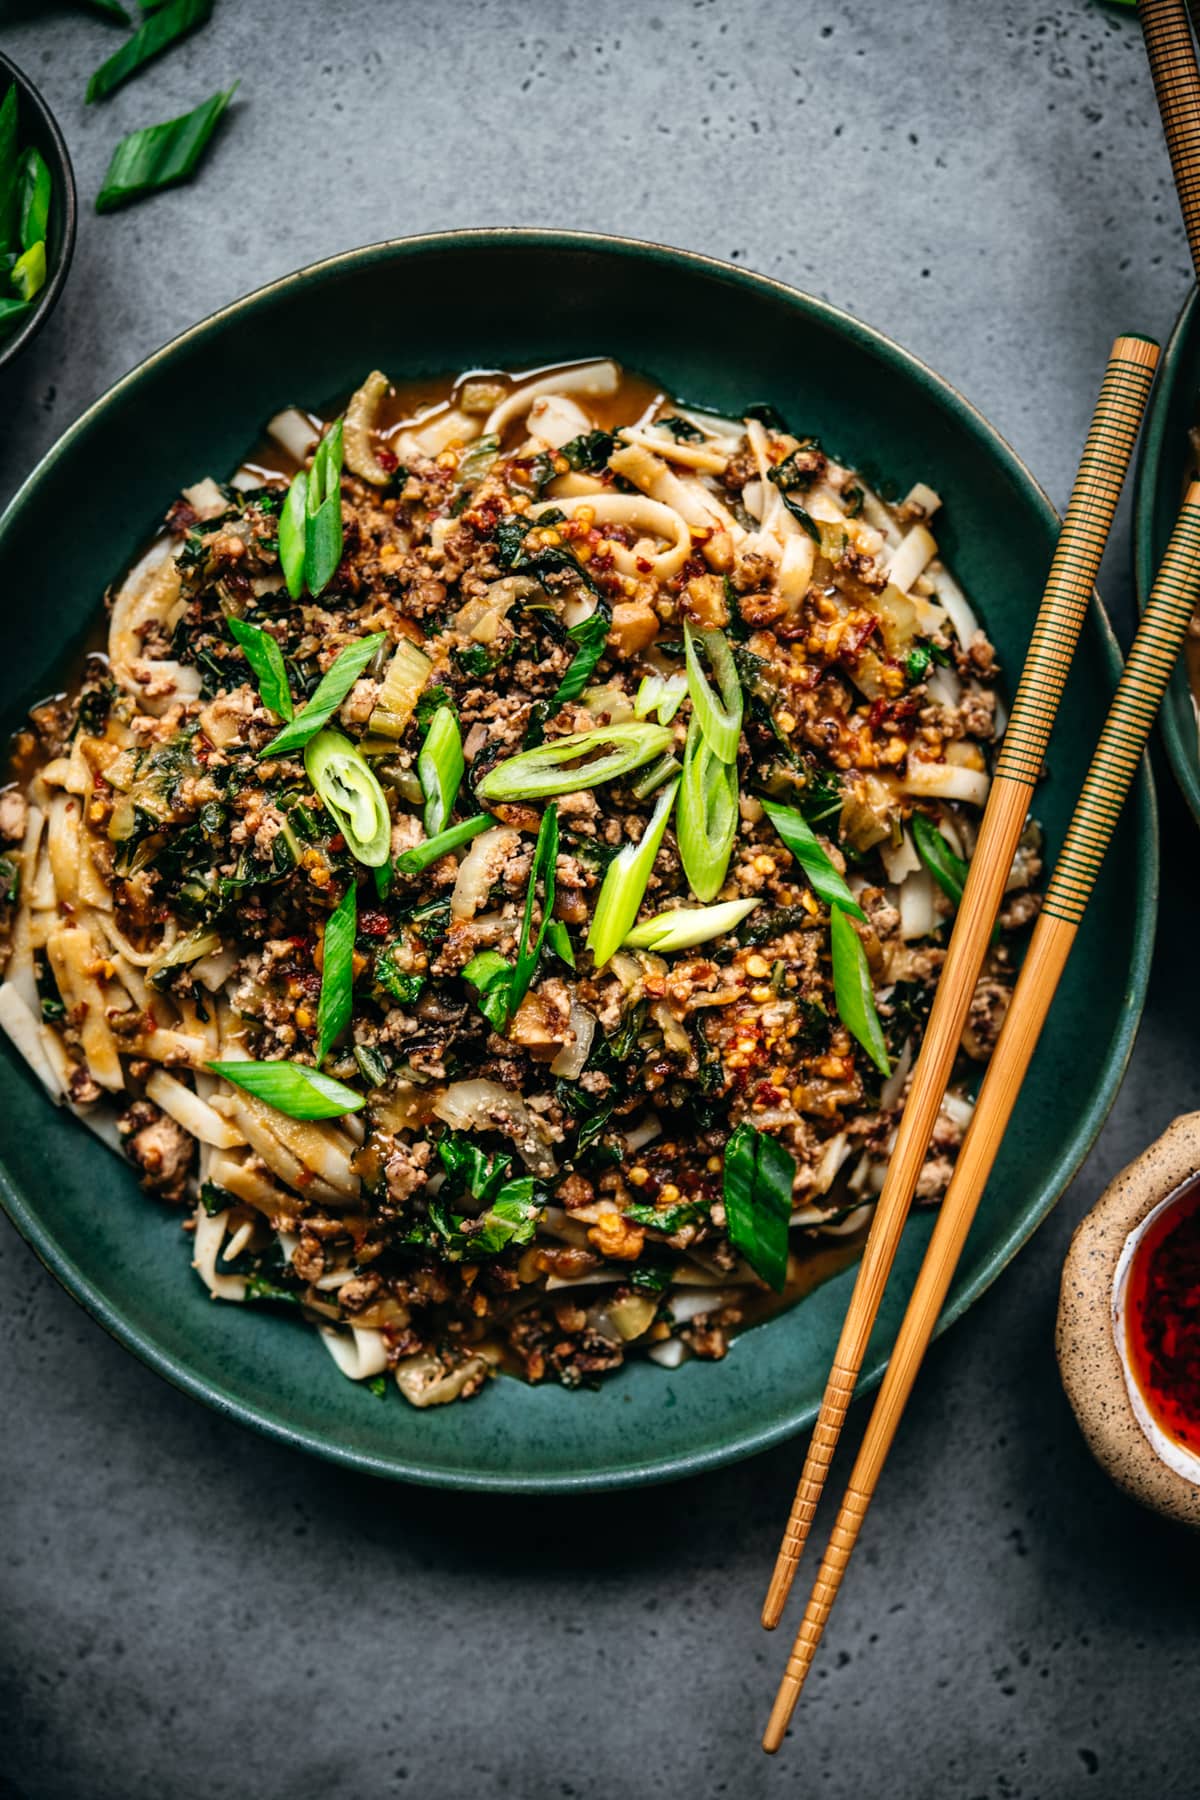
[1,3,1199,1797]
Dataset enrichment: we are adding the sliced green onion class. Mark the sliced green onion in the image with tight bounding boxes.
[418,705,464,837]
[393,813,489,875]
[477,722,671,803]
[305,417,344,597]
[95,84,236,213]
[261,632,387,759]
[911,812,967,908]
[684,622,743,763]
[86,0,214,103]
[723,1120,795,1292]
[316,881,356,1064]
[368,637,432,739]
[18,148,51,250]
[586,778,679,967]
[10,241,45,303]
[631,751,681,801]
[623,896,758,953]
[304,729,391,867]
[759,798,865,921]
[208,1058,364,1120]
[830,902,890,1076]
[677,714,738,903]
[227,616,293,721]
[462,806,559,1029]
[277,471,307,600]
[635,671,688,724]
[551,601,611,709]
[546,919,575,968]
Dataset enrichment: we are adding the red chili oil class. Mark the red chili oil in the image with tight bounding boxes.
[1124,1176,1200,1452]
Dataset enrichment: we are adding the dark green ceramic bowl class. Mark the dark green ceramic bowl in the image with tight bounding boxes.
[1134,286,1200,827]
[0,231,1156,1491]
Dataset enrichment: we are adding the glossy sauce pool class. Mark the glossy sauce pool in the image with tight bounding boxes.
[1123,1175,1200,1455]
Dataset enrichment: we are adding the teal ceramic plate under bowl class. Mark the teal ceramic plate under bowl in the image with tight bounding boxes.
[1134,285,1200,828]
[0,231,1157,1491]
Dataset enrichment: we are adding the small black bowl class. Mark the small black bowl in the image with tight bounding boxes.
[0,50,77,374]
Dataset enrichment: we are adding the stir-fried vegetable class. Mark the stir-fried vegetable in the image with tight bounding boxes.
[830,903,891,1076]
[262,633,387,758]
[463,806,559,1028]
[95,84,237,214]
[315,881,356,1064]
[723,1120,796,1291]
[759,799,865,920]
[677,714,738,902]
[586,778,680,966]
[476,723,672,803]
[227,616,293,720]
[417,705,464,837]
[304,729,391,867]
[368,638,433,740]
[550,602,612,708]
[207,1059,365,1119]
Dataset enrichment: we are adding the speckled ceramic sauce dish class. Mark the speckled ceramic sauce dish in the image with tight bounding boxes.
[0,231,1157,1491]
[1135,285,1200,827]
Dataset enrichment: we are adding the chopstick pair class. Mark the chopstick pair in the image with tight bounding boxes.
[759,0,1200,1755]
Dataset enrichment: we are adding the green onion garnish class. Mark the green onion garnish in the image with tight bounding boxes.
[911,812,968,909]
[463,806,559,1028]
[207,1059,364,1120]
[315,880,356,1065]
[86,0,214,104]
[227,616,294,721]
[723,1119,795,1292]
[393,813,489,876]
[635,672,688,724]
[586,777,679,967]
[95,84,237,214]
[630,751,681,800]
[476,722,672,803]
[684,622,743,762]
[677,714,738,903]
[418,704,464,838]
[759,798,865,921]
[829,902,890,1076]
[304,729,391,868]
[18,148,51,250]
[277,471,307,600]
[550,601,611,709]
[10,241,45,304]
[304,417,345,597]
[260,632,387,759]
[622,896,758,953]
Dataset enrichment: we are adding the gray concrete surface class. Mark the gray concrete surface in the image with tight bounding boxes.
[1,3,1198,1796]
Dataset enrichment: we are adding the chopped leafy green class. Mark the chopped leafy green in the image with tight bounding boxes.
[87,0,214,103]
[625,1194,711,1233]
[227,616,294,720]
[905,645,933,683]
[437,1133,513,1203]
[374,942,426,1004]
[654,415,704,442]
[95,84,237,214]
[354,1042,390,1088]
[462,805,558,1028]
[550,600,611,708]
[560,429,615,471]
[723,1119,795,1291]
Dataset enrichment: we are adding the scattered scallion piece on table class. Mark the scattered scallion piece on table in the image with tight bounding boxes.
[723,1119,796,1292]
[227,616,293,720]
[417,705,464,837]
[829,902,891,1076]
[95,83,237,215]
[586,777,680,966]
[476,722,672,803]
[759,798,865,920]
[277,471,307,600]
[684,622,743,762]
[315,881,356,1064]
[677,714,738,903]
[304,418,345,597]
[260,632,387,758]
[207,1059,364,1120]
[303,729,391,867]
[86,0,214,104]
[622,896,758,953]
[393,813,489,876]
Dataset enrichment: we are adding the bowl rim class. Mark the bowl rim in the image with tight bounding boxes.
[0,228,1160,1490]
[1133,283,1200,829]
[0,49,79,374]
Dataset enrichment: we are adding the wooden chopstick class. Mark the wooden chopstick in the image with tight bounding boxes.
[1141,0,1200,275]
[763,480,1200,1752]
[760,334,1160,1635]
